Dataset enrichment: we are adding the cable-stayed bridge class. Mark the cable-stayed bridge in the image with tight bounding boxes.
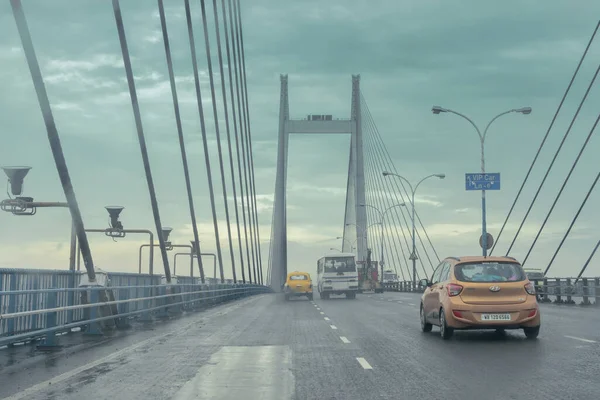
[0,2,599,399]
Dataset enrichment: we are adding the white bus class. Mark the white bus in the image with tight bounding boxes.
[317,252,359,299]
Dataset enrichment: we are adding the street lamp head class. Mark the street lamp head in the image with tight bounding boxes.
[435,173,446,179]
[382,171,391,177]
[105,206,124,230]
[515,107,532,115]
[161,227,173,242]
[2,166,31,196]
[431,106,446,114]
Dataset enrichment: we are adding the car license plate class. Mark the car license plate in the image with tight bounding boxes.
[481,313,511,321]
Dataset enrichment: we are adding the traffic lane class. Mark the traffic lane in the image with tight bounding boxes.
[373,291,600,342]
[1,295,268,400]
[315,294,600,400]
[4,293,392,400]
[0,299,258,398]
[225,295,407,400]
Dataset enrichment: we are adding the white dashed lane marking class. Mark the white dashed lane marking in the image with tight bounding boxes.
[565,335,597,343]
[340,336,351,344]
[356,357,373,370]
[324,317,330,321]
[330,325,338,330]
[320,312,325,315]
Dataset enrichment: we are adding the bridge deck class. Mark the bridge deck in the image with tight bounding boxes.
[1,292,598,399]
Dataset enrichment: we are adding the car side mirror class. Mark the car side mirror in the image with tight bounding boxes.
[419,278,431,287]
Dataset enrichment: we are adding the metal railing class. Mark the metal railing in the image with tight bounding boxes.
[382,277,600,306]
[0,268,270,349]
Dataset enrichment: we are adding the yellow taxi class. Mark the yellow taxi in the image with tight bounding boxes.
[283,271,313,301]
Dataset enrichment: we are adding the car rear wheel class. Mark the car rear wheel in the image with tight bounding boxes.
[439,309,454,340]
[523,326,540,340]
[420,304,432,333]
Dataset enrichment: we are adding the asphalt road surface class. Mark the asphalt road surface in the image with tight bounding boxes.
[1,291,599,399]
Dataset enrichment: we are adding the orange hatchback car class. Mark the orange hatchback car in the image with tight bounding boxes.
[419,256,541,340]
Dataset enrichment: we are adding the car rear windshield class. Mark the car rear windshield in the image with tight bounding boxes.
[290,275,308,280]
[454,262,526,283]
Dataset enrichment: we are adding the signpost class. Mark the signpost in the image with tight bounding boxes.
[465,173,501,191]
[479,233,494,250]
[466,173,501,255]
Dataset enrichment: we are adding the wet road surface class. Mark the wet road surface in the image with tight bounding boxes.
[1,291,599,399]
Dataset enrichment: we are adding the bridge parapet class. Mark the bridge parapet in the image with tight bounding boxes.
[383,277,600,306]
[0,268,270,349]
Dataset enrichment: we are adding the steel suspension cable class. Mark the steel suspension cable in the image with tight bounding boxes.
[184,0,225,281]
[363,111,414,279]
[212,0,244,283]
[491,20,600,255]
[574,239,600,283]
[362,96,433,273]
[236,0,264,283]
[544,167,600,275]
[157,0,205,282]
[199,0,237,282]
[362,107,412,276]
[364,129,410,280]
[362,95,440,264]
[506,61,600,256]
[228,0,254,282]
[522,109,600,264]
[113,0,172,281]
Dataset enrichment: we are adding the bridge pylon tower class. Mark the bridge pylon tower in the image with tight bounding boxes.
[268,75,367,290]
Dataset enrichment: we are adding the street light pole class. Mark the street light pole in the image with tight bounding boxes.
[382,173,445,287]
[336,236,353,250]
[431,106,531,256]
[345,222,381,261]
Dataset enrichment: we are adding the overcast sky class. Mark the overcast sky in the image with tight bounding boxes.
[1,0,599,281]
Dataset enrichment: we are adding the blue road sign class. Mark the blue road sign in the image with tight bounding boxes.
[465,173,501,190]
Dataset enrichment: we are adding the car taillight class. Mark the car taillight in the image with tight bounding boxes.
[447,283,463,297]
[525,282,536,295]
[527,309,537,318]
[452,310,463,318]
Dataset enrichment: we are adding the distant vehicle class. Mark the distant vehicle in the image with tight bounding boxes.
[317,253,359,299]
[283,271,313,301]
[382,269,399,284]
[419,256,541,340]
[524,268,545,280]
[357,249,383,293]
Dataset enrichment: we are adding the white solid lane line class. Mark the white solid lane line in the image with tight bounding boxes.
[324,317,330,321]
[565,335,597,343]
[340,336,351,344]
[356,357,373,370]
[330,325,338,330]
